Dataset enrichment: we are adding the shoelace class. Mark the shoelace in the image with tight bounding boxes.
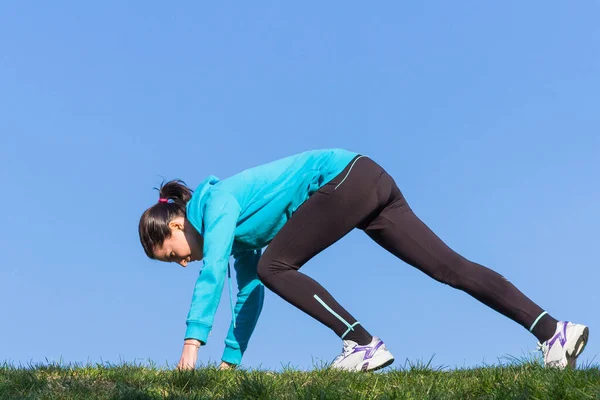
[333,341,355,363]
[536,342,547,354]
[535,341,552,365]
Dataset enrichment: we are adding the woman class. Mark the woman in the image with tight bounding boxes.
[138,148,589,371]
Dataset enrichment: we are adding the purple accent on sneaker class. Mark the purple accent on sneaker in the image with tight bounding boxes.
[361,363,369,371]
[351,339,384,360]
[547,321,568,348]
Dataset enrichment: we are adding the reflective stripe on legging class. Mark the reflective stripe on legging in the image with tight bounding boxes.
[334,155,367,190]
[314,294,360,339]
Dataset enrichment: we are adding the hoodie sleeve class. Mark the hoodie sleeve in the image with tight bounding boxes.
[221,249,265,365]
[184,189,241,344]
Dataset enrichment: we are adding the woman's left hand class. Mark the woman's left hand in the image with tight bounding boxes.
[219,361,236,370]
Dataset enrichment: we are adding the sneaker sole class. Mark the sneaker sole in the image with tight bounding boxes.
[566,326,589,368]
[359,351,395,372]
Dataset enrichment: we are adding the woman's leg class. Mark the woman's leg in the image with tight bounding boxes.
[257,155,385,345]
[362,169,558,343]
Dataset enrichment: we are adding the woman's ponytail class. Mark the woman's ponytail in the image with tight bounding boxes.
[158,180,193,206]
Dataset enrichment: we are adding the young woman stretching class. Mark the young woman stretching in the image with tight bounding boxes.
[138,148,589,371]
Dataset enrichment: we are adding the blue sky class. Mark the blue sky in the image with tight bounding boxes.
[1,1,598,371]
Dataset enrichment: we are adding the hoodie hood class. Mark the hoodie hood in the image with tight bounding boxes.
[186,175,220,233]
[195,175,221,203]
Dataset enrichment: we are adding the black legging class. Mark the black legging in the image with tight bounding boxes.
[257,155,557,344]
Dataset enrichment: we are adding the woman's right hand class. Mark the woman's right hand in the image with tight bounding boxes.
[177,340,201,370]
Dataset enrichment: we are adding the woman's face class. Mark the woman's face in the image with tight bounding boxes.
[153,216,203,267]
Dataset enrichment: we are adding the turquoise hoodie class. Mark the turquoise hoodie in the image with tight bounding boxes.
[184,148,359,364]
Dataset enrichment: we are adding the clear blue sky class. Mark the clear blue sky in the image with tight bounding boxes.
[1,1,598,371]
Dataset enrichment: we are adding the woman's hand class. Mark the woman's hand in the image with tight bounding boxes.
[177,340,201,370]
[219,361,236,370]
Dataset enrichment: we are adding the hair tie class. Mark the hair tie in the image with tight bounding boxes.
[158,198,173,204]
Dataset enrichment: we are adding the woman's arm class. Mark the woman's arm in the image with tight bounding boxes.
[184,190,242,345]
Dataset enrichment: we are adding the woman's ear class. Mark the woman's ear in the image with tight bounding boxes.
[168,217,185,231]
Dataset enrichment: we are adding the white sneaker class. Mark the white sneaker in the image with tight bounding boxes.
[538,321,589,369]
[330,336,395,372]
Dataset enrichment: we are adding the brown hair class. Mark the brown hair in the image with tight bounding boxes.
[138,180,193,259]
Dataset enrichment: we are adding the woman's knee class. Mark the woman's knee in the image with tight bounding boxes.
[257,257,293,285]
[256,258,272,284]
[430,255,474,288]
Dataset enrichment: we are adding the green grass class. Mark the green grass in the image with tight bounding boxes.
[1,357,599,400]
